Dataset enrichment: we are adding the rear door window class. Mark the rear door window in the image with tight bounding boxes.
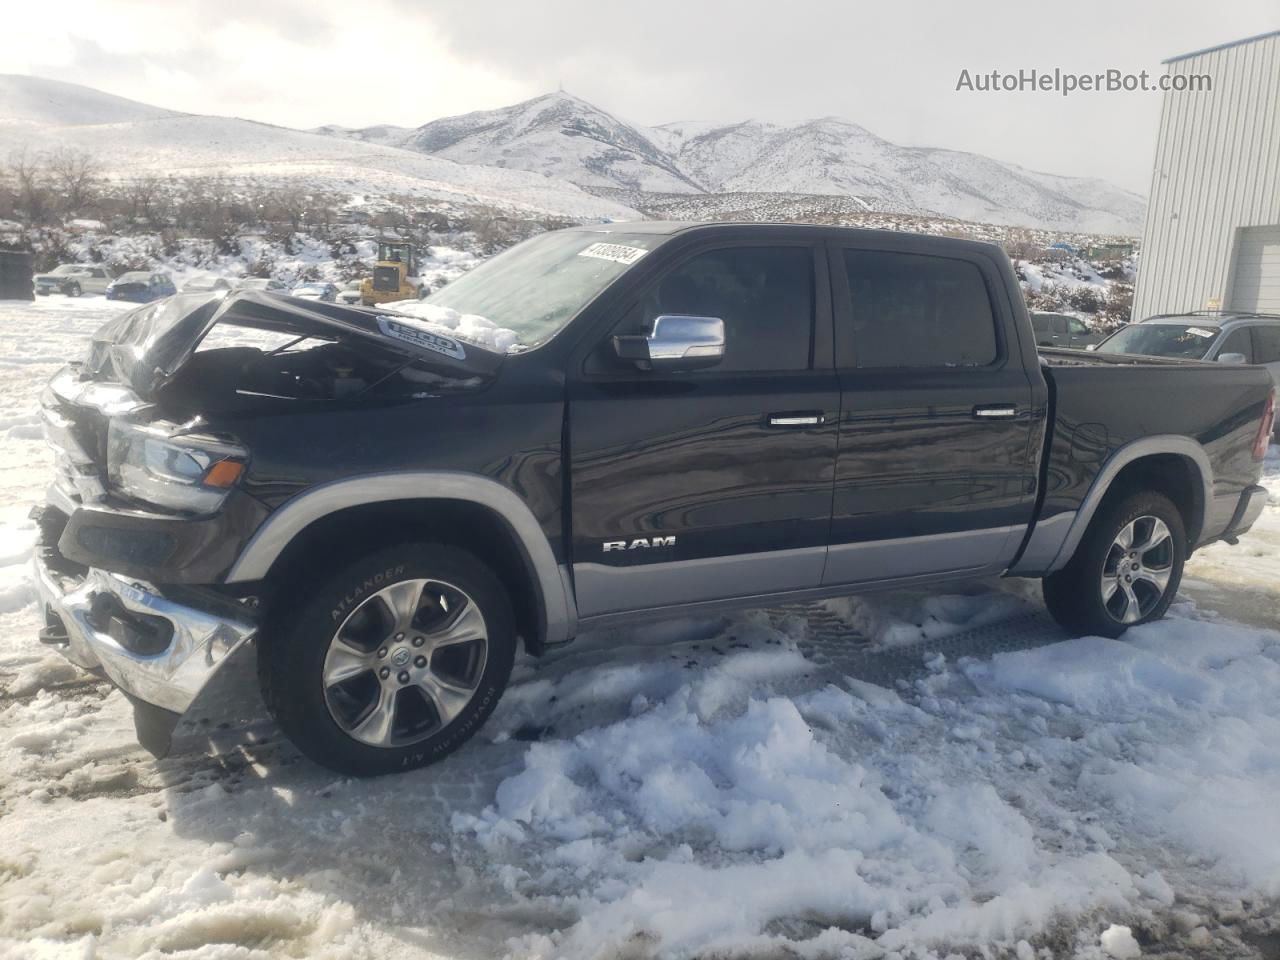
[1218,327,1254,362]
[842,250,998,368]
[1252,326,1280,364]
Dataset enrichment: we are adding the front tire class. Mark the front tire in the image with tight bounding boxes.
[67,282,81,297]
[259,544,515,776]
[1042,491,1186,638]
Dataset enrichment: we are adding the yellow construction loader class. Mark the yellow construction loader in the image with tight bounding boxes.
[360,240,428,306]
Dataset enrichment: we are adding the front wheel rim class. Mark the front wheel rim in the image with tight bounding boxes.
[1100,515,1175,624]
[321,577,488,748]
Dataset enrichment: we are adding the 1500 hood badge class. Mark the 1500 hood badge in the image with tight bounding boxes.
[603,536,676,552]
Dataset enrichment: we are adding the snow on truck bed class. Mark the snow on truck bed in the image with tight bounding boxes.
[1,297,1279,959]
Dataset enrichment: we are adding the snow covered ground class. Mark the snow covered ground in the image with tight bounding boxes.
[1,296,1278,960]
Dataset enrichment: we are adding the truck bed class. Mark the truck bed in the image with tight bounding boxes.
[1037,352,1273,548]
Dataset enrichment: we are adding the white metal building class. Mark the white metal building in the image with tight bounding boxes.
[1132,30,1280,319]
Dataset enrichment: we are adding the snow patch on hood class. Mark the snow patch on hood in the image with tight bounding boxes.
[376,301,523,354]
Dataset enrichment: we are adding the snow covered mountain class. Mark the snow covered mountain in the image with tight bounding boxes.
[0,74,178,127]
[0,77,636,222]
[323,92,700,195]
[333,92,1144,235]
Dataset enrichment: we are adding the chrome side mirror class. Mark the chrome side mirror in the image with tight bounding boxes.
[1217,352,1248,365]
[613,315,725,371]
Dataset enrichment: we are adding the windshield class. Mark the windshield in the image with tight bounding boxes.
[1097,322,1219,360]
[294,284,325,293]
[50,265,85,276]
[412,230,665,350]
[119,272,150,283]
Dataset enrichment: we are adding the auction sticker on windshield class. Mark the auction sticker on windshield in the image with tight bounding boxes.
[577,242,648,265]
[1187,327,1217,338]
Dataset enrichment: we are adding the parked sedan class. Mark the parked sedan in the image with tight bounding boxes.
[105,272,177,303]
[289,282,339,302]
[182,275,234,293]
[34,264,115,297]
[1030,311,1105,350]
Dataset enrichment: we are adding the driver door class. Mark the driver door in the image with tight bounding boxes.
[567,239,839,621]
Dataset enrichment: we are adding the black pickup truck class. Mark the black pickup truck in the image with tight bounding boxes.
[32,223,1274,775]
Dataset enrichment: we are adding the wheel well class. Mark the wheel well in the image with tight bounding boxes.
[1104,454,1204,545]
[260,499,547,653]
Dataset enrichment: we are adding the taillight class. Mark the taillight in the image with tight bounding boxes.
[1254,389,1275,461]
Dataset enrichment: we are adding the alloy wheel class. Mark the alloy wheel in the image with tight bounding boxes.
[1100,515,1175,624]
[321,578,488,748]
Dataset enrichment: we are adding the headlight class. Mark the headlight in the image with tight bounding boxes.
[107,419,247,515]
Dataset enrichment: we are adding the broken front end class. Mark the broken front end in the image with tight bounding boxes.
[32,291,501,756]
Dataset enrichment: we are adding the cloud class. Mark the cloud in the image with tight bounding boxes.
[0,0,531,128]
[1,0,1277,193]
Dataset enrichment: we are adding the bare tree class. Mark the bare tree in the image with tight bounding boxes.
[48,148,101,215]
[7,147,53,225]
[270,184,312,234]
[123,174,167,224]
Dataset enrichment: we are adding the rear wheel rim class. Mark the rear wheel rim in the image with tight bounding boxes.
[321,577,488,748]
[1100,515,1175,624]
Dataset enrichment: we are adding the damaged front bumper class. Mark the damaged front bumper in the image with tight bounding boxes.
[32,546,257,757]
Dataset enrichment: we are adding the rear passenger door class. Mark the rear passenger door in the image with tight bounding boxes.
[568,240,839,619]
[824,242,1040,585]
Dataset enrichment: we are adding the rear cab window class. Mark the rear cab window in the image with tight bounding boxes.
[840,249,999,368]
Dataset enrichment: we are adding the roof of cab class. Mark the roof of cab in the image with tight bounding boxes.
[570,220,1006,256]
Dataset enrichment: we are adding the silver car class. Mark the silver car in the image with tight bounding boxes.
[1097,310,1280,401]
[34,264,115,297]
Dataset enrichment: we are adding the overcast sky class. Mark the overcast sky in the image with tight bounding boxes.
[2,0,1276,194]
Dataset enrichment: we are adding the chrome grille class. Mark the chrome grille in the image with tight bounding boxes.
[40,384,105,504]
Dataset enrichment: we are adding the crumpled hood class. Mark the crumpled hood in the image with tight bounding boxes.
[86,290,505,398]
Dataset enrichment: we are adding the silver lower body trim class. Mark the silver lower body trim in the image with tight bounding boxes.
[823,524,1023,584]
[32,556,256,715]
[1006,511,1076,576]
[576,563,1008,631]
[573,526,1022,623]
[573,545,826,620]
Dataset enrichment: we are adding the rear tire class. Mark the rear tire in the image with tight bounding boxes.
[67,282,81,297]
[1042,490,1186,638]
[258,543,516,776]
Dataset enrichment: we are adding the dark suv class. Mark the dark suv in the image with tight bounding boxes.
[32,223,1274,775]
[1030,311,1105,350]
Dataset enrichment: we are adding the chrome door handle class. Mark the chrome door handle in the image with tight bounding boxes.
[768,413,824,427]
[973,404,1018,419]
